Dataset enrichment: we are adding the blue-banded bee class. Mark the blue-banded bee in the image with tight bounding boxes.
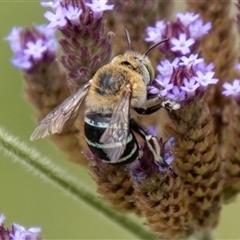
[30,30,179,166]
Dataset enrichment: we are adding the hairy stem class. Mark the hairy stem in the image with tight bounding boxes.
[0,127,157,240]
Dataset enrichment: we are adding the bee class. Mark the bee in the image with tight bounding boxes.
[31,30,179,166]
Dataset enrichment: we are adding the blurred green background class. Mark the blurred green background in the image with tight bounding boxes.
[1,1,240,239]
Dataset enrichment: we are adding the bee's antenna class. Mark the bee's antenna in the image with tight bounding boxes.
[144,38,169,56]
[124,29,132,50]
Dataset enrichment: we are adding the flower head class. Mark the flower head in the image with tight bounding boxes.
[222,79,240,97]
[150,55,218,102]
[170,33,195,55]
[6,25,58,71]
[180,54,204,68]
[85,0,114,17]
[145,20,166,43]
[23,39,47,60]
[65,5,82,25]
[156,58,179,77]
[176,12,200,27]
[181,77,200,96]
[5,27,22,52]
[145,11,211,57]
[44,6,67,29]
[194,71,218,87]
[188,18,212,39]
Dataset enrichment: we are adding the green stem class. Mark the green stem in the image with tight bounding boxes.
[0,127,157,240]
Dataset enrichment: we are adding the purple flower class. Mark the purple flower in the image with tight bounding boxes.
[0,214,5,225]
[222,79,240,96]
[189,18,212,39]
[166,86,186,101]
[145,11,212,57]
[11,53,32,70]
[195,61,215,73]
[145,20,166,43]
[7,25,58,71]
[181,77,200,96]
[156,75,173,89]
[148,85,160,94]
[156,58,179,77]
[5,27,22,52]
[176,12,200,27]
[40,0,60,9]
[146,126,158,137]
[235,63,240,71]
[170,33,195,55]
[180,54,204,68]
[44,6,67,29]
[194,71,218,87]
[85,0,114,17]
[65,5,82,25]
[35,25,56,38]
[10,223,41,240]
[45,38,58,54]
[23,39,47,60]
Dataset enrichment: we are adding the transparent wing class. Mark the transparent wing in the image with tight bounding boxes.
[30,81,90,141]
[100,85,132,162]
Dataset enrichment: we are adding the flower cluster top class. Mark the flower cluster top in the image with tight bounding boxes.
[42,0,114,28]
[149,54,218,102]
[145,12,212,56]
[5,26,57,71]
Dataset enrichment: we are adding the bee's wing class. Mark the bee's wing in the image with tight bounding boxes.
[30,81,91,141]
[100,85,132,163]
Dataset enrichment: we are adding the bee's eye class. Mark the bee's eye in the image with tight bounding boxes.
[142,60,155,83]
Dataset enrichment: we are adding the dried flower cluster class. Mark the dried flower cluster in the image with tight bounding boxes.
[6,0,240,239]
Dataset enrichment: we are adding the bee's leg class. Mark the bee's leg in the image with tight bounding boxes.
[134,103,163,115]
[134,98,180,115]
[130,119,168,167]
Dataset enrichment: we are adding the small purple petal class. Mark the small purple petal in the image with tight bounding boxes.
[155,75,172,89]
[235,63,240,71]
[145,21,166,43]
[65,6,82,25]
[5,27,22,52]
[11,54,32,70]
[0,214,5,225]
[180,54,204,68]
[44,6,67,29]
[146,126,158,137]
[85,0,114,13]
[23,39,47,60]
[176,12,200,27]
[148,85,160,94]
[194,71,218,87]
[41,0,60,8]
[222,79,240,96]
[167,86,186,100]
[170,33,195,55]
[159,88,169,97]
[189,19,212,39]
[195,61,215,73]
[156,58,179,77]
[181,77,200,95]
[35,24,56,38]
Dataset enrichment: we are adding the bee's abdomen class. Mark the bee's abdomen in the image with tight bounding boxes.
[84,113,139,165]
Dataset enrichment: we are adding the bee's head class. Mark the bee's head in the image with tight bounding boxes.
[111,30,168,86]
